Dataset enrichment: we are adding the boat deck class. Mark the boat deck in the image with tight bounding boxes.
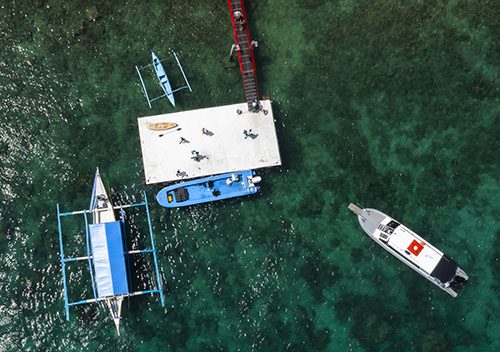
[157,170,259,207]
[137,100,281,184]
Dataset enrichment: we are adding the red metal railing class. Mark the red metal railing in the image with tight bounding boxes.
[228,0,260,110]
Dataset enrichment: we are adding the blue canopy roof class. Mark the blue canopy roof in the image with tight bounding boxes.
[89,221,129,297]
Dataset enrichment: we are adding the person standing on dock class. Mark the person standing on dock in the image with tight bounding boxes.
[249,99,261,112]
[202,128,213,136]
[238,19,246,31]
[176,170,188,178]
[191,150,206,162]
[243,129,254,139]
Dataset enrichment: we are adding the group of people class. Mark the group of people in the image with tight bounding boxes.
[179,127,213,144]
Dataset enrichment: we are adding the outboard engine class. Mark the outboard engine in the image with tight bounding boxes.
[248,175,261,188]
[251,176,262,184]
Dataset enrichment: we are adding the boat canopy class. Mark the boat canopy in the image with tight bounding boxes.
[90,221,129,297]
[173,188,189,202]
[430,254,458,283]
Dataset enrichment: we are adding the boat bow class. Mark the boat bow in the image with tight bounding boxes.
[106,296,124,336]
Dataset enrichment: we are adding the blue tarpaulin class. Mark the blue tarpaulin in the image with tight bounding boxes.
[89,221,129,297]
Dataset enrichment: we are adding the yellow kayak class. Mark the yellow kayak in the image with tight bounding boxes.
[147,122,178,131]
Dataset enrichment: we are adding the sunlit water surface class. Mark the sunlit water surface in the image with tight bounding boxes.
[0,1,498,351]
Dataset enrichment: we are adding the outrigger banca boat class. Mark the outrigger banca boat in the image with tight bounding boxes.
[348,203,468,297]
[135,51,192,108]
[57,168,165,335]
[157,170,261,208]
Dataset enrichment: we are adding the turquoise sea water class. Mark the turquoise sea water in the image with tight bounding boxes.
[1,0,499,351]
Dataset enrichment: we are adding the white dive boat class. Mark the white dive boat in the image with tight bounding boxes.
[89,168,125,335]
[348,203,468,297]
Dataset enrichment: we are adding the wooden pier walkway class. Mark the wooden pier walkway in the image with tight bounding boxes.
[228,0,260,111]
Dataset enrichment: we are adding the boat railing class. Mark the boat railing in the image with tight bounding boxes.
[83,210,98,302]
[228,0,260,111]
[62,249,157,262]
[67,289,163,307]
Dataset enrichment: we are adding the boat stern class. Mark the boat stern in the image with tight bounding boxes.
[443,267,469,297]
[245,171,261,193]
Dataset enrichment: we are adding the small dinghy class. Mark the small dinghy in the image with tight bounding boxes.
[157,170,261,208]
[147,122,178,131]
[348,203,468,297]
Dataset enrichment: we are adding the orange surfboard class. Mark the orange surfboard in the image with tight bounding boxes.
[147,122,178,131]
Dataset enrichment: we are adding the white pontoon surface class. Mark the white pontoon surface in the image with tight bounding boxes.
[137,100,281,184]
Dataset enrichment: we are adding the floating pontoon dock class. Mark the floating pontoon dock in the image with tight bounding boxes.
[138,100,281,184]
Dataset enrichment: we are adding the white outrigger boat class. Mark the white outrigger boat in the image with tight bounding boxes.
[348,203,468,297]
[88,169,125,335]
[57,168,165,335]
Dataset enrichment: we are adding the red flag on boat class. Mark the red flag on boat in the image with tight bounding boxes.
[408,240,424,256]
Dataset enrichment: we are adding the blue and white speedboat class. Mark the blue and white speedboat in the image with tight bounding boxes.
[152,51,175,107]
[157,170,261,208]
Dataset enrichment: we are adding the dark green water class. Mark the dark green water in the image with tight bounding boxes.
[1,0,499,351]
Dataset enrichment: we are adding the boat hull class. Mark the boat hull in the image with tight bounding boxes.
[147,122,178,131]
[157,170,260,207]
[90,169,126,334]
[348,204,468,297]
[152,51,175,107]
[90,168,116,224]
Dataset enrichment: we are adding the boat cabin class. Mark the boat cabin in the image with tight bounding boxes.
[171,188,189,203]
[376,218,457,283]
